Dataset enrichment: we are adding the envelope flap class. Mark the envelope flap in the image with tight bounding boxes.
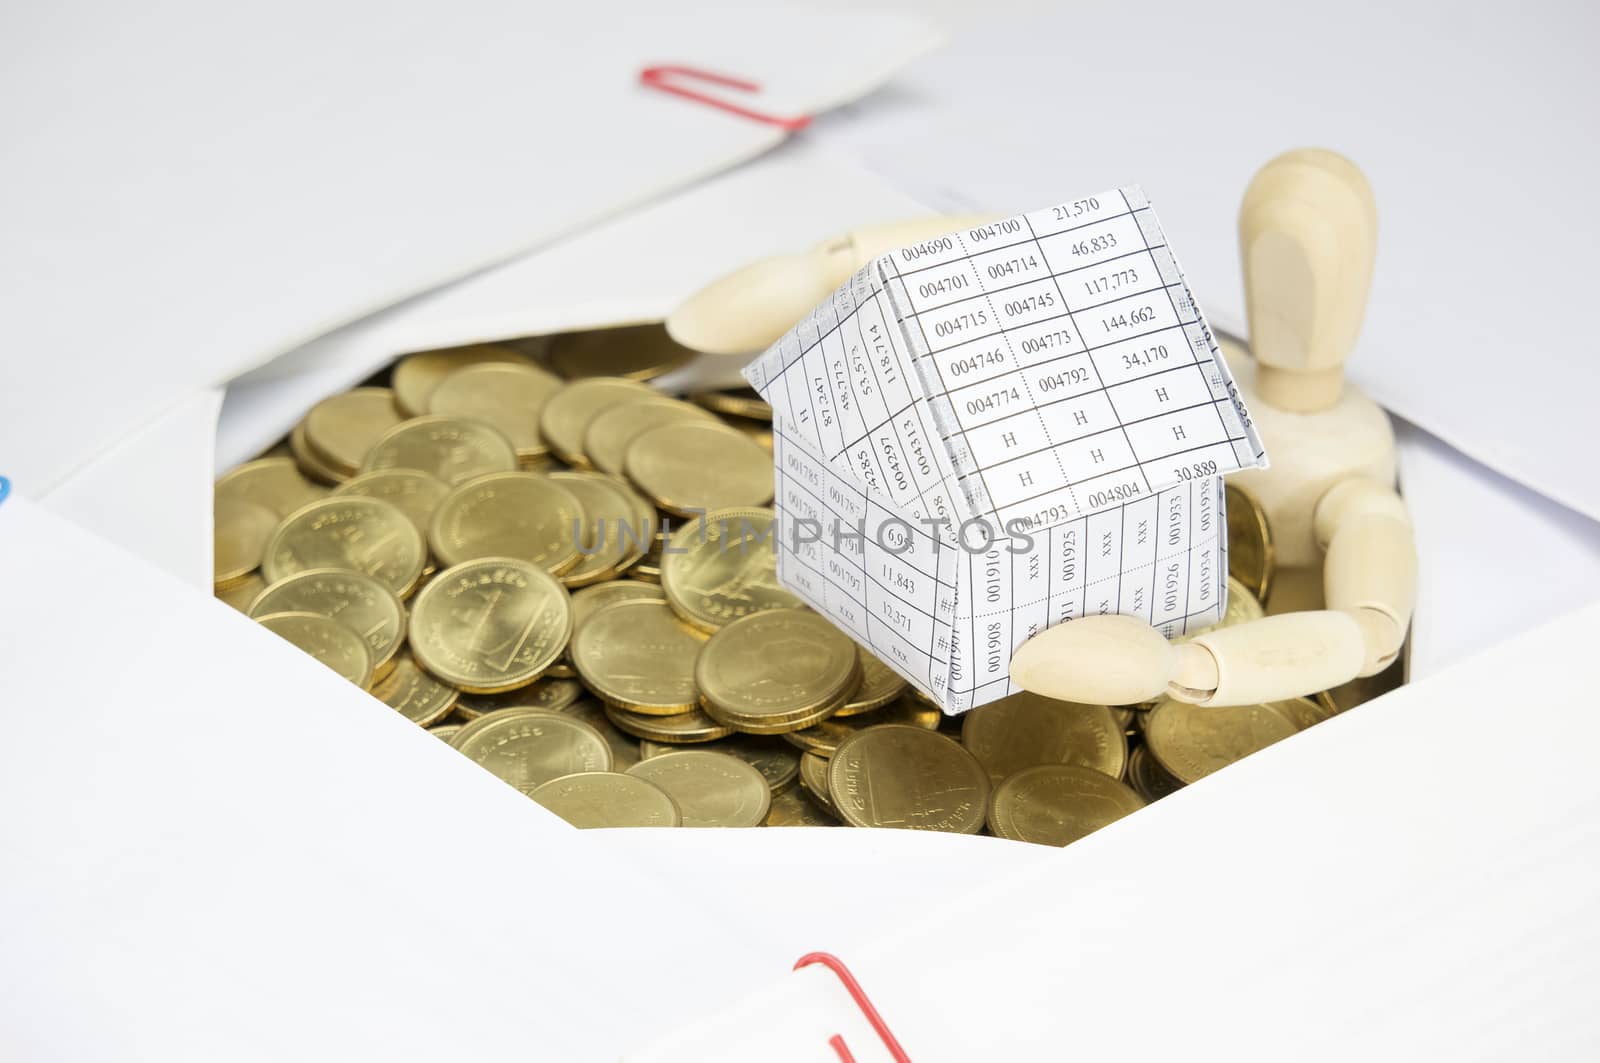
[0,1,938,493]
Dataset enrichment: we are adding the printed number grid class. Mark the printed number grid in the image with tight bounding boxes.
[746,186,1265,537]
[772,425,1229,712]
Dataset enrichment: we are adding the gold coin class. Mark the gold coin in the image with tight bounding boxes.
[986,764,1145,846]
[289,418,349,484]
[661,508,800,632]
[626,750,771,827]
[428,723,463,741]
[960,691,1127,784]
[449,707,612,794]
[545,323,694,381]
[763,787,837,827]
[248,568,406,678]
[641,734,799,794]
[409,557,573,693]
[261,496,427,598]
[391,342,534,416]
[583,397,715,477]
[631,534,664,583]
[428,471,583,574]
[570,599,707,715]
[1226,483,1274,602]
[215,456,327,517]
[688,388,772,421]
[1142,696,1298,784]
[547,471,649,587]
[333,469,450,535]
[696,610,859,734]
[1126,744,1184,804]
[562,699,642,771]
[215,572,266,613]
[538,378,656,468]
[828,725,990,834]
[213,496,277,587]
[782,696,942,755]
[603,703,732,744]
[370,650,459,726]
[426,361,566,460]
[1316,656,1405,716]
[1266,696,1337,732]
[624,421,773,517]
[453,676,584,721]
[530,772,681,828]
[361,415,518,485]
[571,579,666,632]
[256,610,374,687]
[725,416,773,452]
[798,751,838,814]
[836,649,908,716]
[304,387,404,474]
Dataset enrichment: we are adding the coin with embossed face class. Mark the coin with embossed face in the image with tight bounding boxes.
[562,699,641,771]
[369,651,459,726]
[641,734,799,794]
[696,610,859,734]
[781,696,941,756]
[256,611,374,688]
[531,771,681,828]
[1226,483,1273,602]
[625,421,773,517]
[960,691,1127,785]
[333,469,450,536]
[248,567,406,678]
[448,707,611,794]
[828,725,990,834]
[571,599,707,715]
[1142,696,1298,784]
[261,496,427,599]
[626,750,771,827]
[986,764,1146,846]
[408,557,573,693]
[583,396,715,477]
[428,471,584,575]
[426,361,566,461]
[304,387,405,475]
[661,508,800,633]
[215,456,327,518]
[538,377,656,468]
[361,415,518,485]
[391,342,534,416]
[546,471,649,587]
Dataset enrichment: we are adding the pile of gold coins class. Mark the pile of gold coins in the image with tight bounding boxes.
[213,324,1403,843]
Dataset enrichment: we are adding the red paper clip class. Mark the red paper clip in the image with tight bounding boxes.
[639,65,812,130]
[793,952,913,1063]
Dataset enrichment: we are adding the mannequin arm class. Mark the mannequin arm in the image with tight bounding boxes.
[1010,476,1417,707]
[666,215,995,356]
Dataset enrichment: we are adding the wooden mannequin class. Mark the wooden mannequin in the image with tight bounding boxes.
[1011,149,1418,707]
[667,150,1415,708]
[666,216,993,357]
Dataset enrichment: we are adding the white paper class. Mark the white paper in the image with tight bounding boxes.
[810,0,1600,521]
[0,0,938,495]
[0,491,777,1061]
[746,193,1262,710]
[632,599,1600,1061]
